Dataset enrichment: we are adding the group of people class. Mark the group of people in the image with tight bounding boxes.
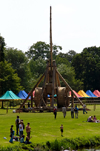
[71,105,79,118]
[88,115,100,123]
[54,105,81,119]
[9,116,31,144]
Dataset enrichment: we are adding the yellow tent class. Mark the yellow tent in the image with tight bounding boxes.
[78,90,90,97]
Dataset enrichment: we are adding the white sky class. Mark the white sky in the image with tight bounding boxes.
[0,0,100,54]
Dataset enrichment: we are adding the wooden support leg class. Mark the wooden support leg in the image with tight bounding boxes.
[71,92,74,107]
[39,62,49,107]
[31,94,33,108]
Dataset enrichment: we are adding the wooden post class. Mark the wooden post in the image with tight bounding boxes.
[51,61,56,107]
[50,6,52,67]
[71,92,74,107]
[6,101,8,113]
[31,93,33,108]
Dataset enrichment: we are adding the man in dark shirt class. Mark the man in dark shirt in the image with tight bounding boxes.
[15,116,20,135]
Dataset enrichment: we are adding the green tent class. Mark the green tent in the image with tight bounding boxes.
[0,90,21,100]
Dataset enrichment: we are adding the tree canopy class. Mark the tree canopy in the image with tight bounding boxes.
[72,46,100,91]
[0,61,23,94]
[25,41,62,60]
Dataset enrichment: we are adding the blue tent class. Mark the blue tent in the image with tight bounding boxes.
[86,90,97,97]
[17,90,31,100]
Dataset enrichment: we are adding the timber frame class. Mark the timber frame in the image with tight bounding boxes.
[17,6,83,112]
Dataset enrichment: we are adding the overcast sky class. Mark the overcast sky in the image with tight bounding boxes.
[0,0,100,54]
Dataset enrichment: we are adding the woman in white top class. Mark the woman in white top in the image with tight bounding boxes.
[19,121,23,138]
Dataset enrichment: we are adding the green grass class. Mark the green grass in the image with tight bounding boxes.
[0,105,100,148]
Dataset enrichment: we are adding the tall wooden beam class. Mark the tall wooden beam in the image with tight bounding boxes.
[50,6,52,67]
[51,61,56,107]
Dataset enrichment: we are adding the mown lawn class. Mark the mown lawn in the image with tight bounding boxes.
[0,105,100,148]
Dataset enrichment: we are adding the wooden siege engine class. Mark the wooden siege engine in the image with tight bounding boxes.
[17,6,83,112]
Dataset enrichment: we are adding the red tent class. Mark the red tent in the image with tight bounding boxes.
[93,90,100,97]
[69,90,82,98]
[28,90,35,97]
[33,91,35,97]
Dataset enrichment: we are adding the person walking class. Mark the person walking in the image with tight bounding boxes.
[53,107,57,119]
[15,116,20,135]
[60,124,63,137]
[83,104,87,114]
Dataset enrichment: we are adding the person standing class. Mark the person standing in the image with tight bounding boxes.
[74,105,78,118]
[19,121,23,139]
[15,116,20,135]
[62,107,66,118]
[26,123,31,139]
[71,106,74,118]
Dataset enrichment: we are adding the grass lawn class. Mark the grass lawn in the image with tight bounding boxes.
[0,105,100,148]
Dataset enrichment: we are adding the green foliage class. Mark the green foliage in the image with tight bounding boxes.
[57,63,83,91]
[5,48,32,92]
[50,139,61,151]
[0,36,5,62]
[25,41,62,61]
[55,55,71,67]
[29,56,46,78]
[57,50,77,64]
[72,46,100,91]
[0,61,23,95]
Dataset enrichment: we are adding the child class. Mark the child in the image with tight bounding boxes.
[25,135,32,144]
[20,135,25,143]
[9,125,14,143]
[60,124,63,137]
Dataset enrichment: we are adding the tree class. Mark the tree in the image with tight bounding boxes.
[25,41,62,60]
[58,50,77,63]
[29,56,46,78]
[0,61,23,94]
[57,64,83,91]
[66,50,77,63]
[5,48,32,92]
[0,36,6,96]
[72,46,100,91]
[55,55,71,67]
[0,36,5,62]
